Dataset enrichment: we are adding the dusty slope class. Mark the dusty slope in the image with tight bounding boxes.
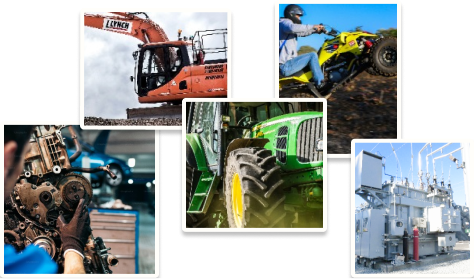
[327,72,397,154]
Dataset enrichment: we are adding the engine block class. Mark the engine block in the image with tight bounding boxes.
[4,125,118,274]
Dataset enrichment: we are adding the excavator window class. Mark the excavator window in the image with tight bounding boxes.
[137,46,185,96]
[170,48,182,72]
[139,49,166,94]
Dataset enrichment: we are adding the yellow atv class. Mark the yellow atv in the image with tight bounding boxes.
[279,26,396,99]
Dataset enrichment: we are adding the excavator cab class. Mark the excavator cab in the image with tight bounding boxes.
[134,44,190,97]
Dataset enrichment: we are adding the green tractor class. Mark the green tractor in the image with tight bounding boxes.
[185,102,325,228]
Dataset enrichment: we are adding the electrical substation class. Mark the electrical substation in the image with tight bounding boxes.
[355,143,470,272]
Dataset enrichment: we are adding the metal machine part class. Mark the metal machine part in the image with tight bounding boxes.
[4,125,118,274]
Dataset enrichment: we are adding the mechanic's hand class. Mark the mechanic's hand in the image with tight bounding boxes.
[313,24,325,34]
[57,199,92,255]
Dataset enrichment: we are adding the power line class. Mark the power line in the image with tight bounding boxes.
[370,143,379,152]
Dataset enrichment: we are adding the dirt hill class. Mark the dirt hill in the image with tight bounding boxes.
[327,72,397,154]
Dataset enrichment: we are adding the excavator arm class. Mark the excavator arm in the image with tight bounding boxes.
[84,12,169,43]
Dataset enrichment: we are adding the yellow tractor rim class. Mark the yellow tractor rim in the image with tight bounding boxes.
[232,173,244,228]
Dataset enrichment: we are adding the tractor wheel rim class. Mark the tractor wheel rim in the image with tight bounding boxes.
[232,173,244,228]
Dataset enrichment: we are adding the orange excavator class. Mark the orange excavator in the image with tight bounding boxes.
[84,12,227,119]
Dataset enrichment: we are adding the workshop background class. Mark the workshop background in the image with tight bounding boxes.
[63,127,156,274]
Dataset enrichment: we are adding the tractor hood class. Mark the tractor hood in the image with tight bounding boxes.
[250,111,323,134]
[249,111,324,171]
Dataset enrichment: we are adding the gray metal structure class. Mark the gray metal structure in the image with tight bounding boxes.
[355,150,461,267]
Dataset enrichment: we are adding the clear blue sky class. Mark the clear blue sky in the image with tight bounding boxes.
[279,4,397,52]
[354,142,469,207]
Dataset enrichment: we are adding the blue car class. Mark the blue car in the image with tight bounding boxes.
[63,130,132,187]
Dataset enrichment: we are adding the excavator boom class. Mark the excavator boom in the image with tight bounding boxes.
[84,12,169,43]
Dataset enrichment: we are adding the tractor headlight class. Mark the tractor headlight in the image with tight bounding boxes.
[316,139,324,151]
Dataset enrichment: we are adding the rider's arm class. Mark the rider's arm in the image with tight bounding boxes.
[280,18,316,37]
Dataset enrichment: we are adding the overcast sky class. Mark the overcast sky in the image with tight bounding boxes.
[83,12,227,119]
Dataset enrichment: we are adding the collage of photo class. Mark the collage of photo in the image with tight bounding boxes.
[2,3,473,279]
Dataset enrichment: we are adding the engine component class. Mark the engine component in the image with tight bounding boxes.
[4,125,118,274]
[33,236,57,258]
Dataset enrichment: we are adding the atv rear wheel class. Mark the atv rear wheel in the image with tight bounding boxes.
[370,37,397,77]
[224,148,286,228]
[365,66,380,76]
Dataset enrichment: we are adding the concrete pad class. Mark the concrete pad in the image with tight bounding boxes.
[376,251,470,273]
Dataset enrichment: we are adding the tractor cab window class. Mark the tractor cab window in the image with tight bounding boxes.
[269,102,285,118]
[254,103,285,122]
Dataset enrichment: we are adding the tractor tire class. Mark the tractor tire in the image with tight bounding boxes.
[370,37,397,77]
[224,147,286,228]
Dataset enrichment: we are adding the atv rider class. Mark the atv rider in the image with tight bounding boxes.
[279,4,325,88]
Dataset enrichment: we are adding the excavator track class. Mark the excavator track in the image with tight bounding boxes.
[126,105,182,119]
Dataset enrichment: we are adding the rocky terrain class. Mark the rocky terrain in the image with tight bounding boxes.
[84,117,182,126]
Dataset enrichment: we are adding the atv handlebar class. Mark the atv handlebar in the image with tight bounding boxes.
[313,24,339,36]
[318,24,339,36]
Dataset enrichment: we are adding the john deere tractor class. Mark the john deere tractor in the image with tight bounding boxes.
[185,102,324,228]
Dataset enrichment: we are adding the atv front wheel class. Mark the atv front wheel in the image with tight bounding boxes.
[224,148,286,228]
[370,37,397,77]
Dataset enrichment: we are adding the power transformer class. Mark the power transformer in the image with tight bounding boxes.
[355,150,461,267]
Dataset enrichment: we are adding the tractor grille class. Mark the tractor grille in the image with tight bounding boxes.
[276,126,288,164]
[297,117,323,163]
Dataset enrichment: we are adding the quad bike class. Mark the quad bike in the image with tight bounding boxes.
[279,25,397,99]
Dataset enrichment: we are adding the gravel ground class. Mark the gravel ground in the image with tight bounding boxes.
[84,116,181,126]
[355,258,470,275]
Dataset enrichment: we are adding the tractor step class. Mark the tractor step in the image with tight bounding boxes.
[187,172,220,214]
